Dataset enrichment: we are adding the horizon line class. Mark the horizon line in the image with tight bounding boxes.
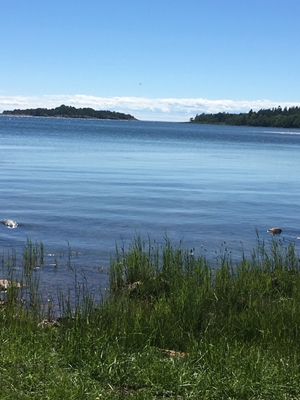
[1,94,300,122]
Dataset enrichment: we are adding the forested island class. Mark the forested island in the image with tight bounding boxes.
[190,106,300,128]
[1,104,136,120]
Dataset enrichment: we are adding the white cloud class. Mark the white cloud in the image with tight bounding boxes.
[0,94,299,121]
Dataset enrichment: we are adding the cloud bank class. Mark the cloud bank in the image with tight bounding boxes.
[0,94,299,122]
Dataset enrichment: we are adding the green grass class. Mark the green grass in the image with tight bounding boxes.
[0,235,300,398]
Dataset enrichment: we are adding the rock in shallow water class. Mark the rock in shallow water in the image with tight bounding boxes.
[0,279,21,291]
[1,219,18,229]
[267,227,282,235]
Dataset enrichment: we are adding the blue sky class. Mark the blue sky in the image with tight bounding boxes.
[1,0,300,121]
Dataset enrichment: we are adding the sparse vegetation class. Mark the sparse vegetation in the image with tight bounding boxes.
[1,234,300,398]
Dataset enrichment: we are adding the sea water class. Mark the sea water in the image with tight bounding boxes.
[1,116,300,294]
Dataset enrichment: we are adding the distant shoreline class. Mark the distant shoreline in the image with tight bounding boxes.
[1,104,137,121]
[0,114,137,121]
[189,106,300,129]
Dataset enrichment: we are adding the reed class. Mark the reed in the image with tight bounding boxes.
[0,234,300,398]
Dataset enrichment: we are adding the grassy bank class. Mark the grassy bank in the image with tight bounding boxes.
[1,235,300,399]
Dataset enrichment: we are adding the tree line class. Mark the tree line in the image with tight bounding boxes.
[1,104,136,120]
[190,106,300,128]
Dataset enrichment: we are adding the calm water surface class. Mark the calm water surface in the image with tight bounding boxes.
[1,116,300,294]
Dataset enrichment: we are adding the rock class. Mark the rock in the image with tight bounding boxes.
[0,279,10,290]
[159,348,188,358]
[0,279,21,291]
[267,227,282,235]
[38,319,60,329]
[1,219,18,229]
[127,281,142,292]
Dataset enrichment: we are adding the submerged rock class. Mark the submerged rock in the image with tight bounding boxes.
[1,219,18,229]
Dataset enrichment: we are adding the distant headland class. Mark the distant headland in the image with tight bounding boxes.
[189,106,300,129]
[1,104,137,120]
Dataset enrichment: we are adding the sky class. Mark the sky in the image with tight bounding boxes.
[1,0,300,121]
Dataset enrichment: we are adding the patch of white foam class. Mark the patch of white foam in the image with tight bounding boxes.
[264,130,300,135]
